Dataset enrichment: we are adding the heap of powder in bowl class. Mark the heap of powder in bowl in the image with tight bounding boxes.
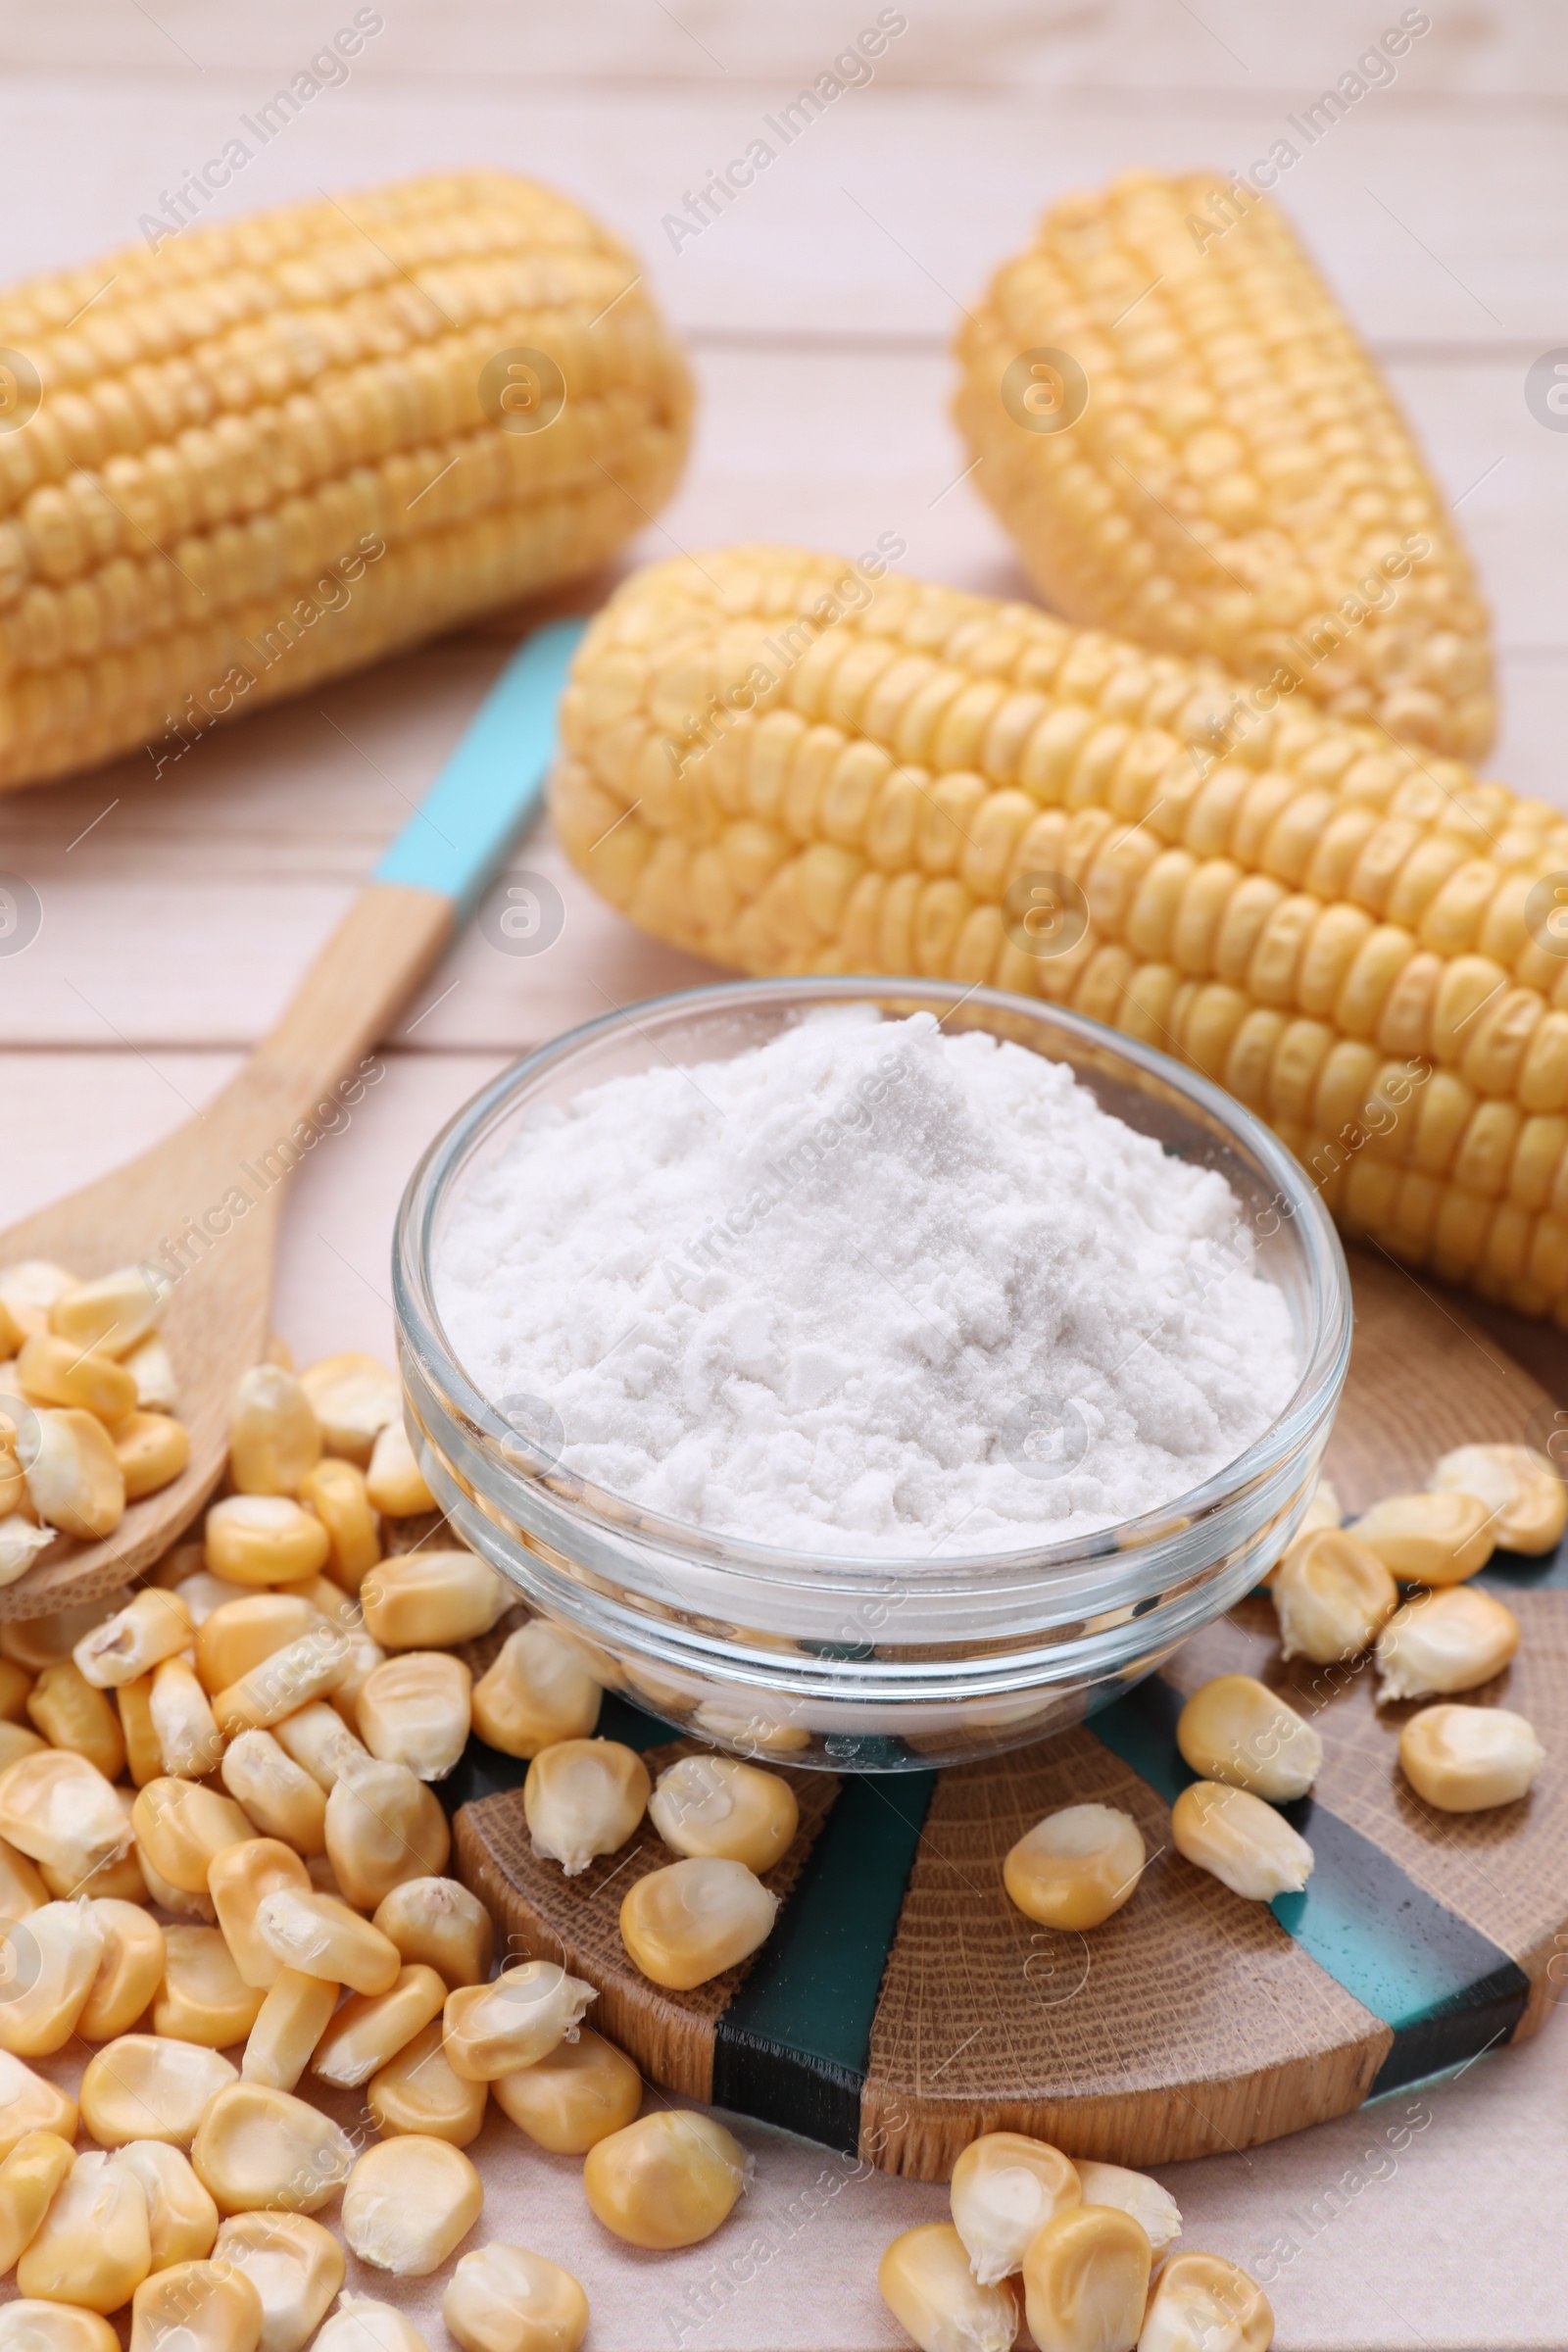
[433,1011,1297,1556]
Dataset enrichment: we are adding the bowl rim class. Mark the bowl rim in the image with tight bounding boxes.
[392,975,1350,1589]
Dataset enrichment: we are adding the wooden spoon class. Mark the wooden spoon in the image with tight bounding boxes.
[0,618,586,1621]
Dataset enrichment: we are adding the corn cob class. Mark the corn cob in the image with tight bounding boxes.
[0,172,692,792]
[952,169,1494,761]
[554,545,1568,1323]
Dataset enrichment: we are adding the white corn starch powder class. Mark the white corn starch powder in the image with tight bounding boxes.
[435,1011,1297,1556]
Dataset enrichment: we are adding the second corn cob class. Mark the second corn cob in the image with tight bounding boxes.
[553,544,1568,1323]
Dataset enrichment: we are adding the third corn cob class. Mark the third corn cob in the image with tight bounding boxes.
[0,171,692,792]
[952,170,1494,761]
[554,545,1568,1323]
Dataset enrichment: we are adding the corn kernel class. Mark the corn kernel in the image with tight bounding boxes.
[371,1876,493,1988]
[191,2082,356,2216]
[0,1261,74,1344]
[205,1499,330,1590]
[312,1962,446,2089]
[1138,2251,1273,2352]
[27,1659,126,1778]
[174,1573,250,1627]
[50,1268,167,1359]
[366,1422,436,1519]
[648,1754,798,1873]
[1399,1702,1544,1811]
[523,1739,649,1876]
[1429,1444,1566,1556]
[1024,2205,1152,2352]
[949,2133,1080,2285]
[470,1622,602,1759]
[0,1717,47,1768]
[153,1925,267,2049]
[220,1732,327,1857]
[214,1630,350,1740]
[115,2141,220,2271]
[195,1597,320,1698]
[357,1652,470,1782]
[340,2134,483,2276]
[76,1590,194,1688]
[368,2019,489,2146]
[270,1702,368,1790]
[150,1659,225,1780]
[140,1848,218,1922]
[17,2149,152,2313]
[1270,1528,1397,1663]
[208,1838,312,1989]
[229,1369,321,1499]
[18,1333,140,1425]
[1071,2164,1181,2259]
[324,1756,450,1909]
[132,1778,253,1894]
[878,2224,1020,2352]
[1352,1491,1495,1586]
[127,1339,179,1415]
[116,1416,191,1502]
[325,1627,386,1737]
[241,1969,340,2092]
[0,1896,98,2055]
[360,1550,511,1649]
[297,1460,380,1594]
[0,1830,48,1915]
[1171,1782,1314,1902]
[1003,1804,1146,1931]
[1175,1675,1322,1802]
[252,1886,401,1995]
[443,1959,595,2082]
[298,1355,399,1467]
[0,2312,121,2352]
[47,1836,149,1907]
[0,1517,55,1590]
[78,1897,167,2041]
[315,2298,428,2352]
[443,2243,590,2352]
[210,2213,344,2352]
[0,2047,78,2156]
[1376,1585,1520,1701]
[619,1856,777,1990]
[25,1409,125,1540]
[0,1746,130,1880]
[491,2025,642,2154]
[0,2131,75,2275]
[128,2259,264,2352]
[583,2111,751,2250]
[2,1598,116,1673]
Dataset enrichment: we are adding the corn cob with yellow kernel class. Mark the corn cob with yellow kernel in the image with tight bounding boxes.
[952,169,1494,761]
[0,171,692,792]
[554,545,1568,1323]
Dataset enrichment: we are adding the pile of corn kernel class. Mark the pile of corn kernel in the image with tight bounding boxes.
[1003,1444,1559,1930]
[0,1300,789,2352]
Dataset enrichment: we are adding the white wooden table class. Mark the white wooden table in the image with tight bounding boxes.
[3,5,1568,2343]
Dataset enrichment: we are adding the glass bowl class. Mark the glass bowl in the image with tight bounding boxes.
[392,979,1349,1772]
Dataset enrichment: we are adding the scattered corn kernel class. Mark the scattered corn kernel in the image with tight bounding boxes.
[0,1517,55,1589]
[76,1591,194,1689]
[648,1754,798,1874]
[1376,1586,1521,1702]
[205,1498,330,1590]
[619,1856,778,1989]
[357,1652,471,1782]
[1270,1528,1398,1663]
[132,1779,253,1894]
[360,1551,511,1649]
[950,2132,1081,2285]
[1175,1676,1322,1802]
[121,1676,166,1787]
[523,1739,650,1876]
[1003,1804,1146,1931]
[1429,1445,1566,1556]
[491,2026,642,2154]
[371,1876,493,1988]
[1353,1492,1495,1587]
[298,1355,400,1466]
[17,2149,152,2313]
[878,2224,1019,2352]
[313,1962,446,2089]
[220,1733,327,1857]
[115,2141,220,2271]
[341,2135,483,2276]
[325,1625,385,1736]
[0,2131,76,2276]
[297,1460,380,1594]
[174,1574,250,1626]
[314,2297,429,2352]
[139,1847,217,1922]
[229,1369,322,1499]
[368,2019,489,2147]
[214,1631,350,1739]
[0,1897,110,2058]
[128,2260,264,2352]
[470,1622,602,1759]
[252,1886,401,1994]
[47,1834,149,1907]
[0,1746,130,1880]
[153,1925,268,2048]
[0,2051,78,2166]
[443,1959,596,2082]
[583,2111,751,2250]
[191,2083,356,2216]
[18,1333,140,1425]
[443,2242,590,2352]
[1138,2251,1273,2352]
[1171,1783,1314,1903]
[0,1830,48,1914]
[150,1658,225,1780]
[1071,2164,1181,2259]
[1024,2204,1152,2352]
[195,1597,319,1698]
[241,1969,340,2092]
[209,1839,312,1989]
[366,1421,435,1518]
[211,2213,344,2352]
[25,1409,125,1540]
[324,1757,450,1908]
[1399,1703,1544,1811]
[0,1261,72,1343]
[50,1268,167,1359]
[116,1416,191,1503]
[27,1659,126,1778]
[78,1898,167,2041]
[127,1339,179,1415]
[270,1702,368,1790]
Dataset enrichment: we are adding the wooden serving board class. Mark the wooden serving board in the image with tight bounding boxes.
[450,1246,1568,2181]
